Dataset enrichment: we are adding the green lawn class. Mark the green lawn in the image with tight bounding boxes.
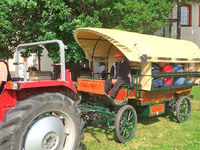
[82,86,200,150]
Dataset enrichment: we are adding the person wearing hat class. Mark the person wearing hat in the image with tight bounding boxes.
[104,50,131,99]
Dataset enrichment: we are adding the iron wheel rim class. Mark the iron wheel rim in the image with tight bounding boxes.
[119,109,136,141]
[178,98,191,122]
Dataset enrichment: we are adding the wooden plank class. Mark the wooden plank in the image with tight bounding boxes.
[140,90,174,104]
[150,104,164,115]
[176,88,191,94]
[114,89,127,101]
[77,78,105,95]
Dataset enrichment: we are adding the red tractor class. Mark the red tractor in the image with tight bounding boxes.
[0,40,84,150]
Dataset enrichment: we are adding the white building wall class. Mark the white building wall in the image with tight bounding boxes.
[172,2,200,47]
[40,48,53,72]
[9,52,24,77]
[8,48,53,78]
[181,3,200,47]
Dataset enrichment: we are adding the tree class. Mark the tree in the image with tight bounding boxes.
[0,0,173,61]
[0,0,102,61]
[67,0,174,33]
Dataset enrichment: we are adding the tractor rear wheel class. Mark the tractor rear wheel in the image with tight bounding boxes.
[0,92,84,150]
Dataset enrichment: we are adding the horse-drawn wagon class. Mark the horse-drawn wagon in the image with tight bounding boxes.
[74,28,200,143]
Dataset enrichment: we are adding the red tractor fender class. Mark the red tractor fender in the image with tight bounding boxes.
[0,80,77,121]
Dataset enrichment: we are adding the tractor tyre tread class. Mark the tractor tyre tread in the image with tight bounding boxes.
[0,92,84,150]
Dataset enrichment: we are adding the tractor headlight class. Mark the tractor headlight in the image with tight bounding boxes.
[12,83,21,90]
[7,82,21,90]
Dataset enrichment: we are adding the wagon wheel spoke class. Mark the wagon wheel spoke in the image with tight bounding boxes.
[120,110,134,139]
[123,111,128,120]
[122,127,127,137]
[119,123,124,127]
[180,102,188,114]
[120,126,126,134]
[180,107,186,113]
[128,111,134,121]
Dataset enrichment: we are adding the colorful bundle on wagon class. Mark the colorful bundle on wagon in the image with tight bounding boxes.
[74,27,200,143]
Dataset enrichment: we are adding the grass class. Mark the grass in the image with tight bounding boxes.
[82,86,200,150]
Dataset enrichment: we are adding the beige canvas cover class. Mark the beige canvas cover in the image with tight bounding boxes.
[74,27,200,91]
[74,27,200,63]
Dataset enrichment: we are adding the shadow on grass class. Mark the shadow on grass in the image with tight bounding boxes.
[81,108,178,149]
[138,108,177,125]
[82,143,87,150]
[83,120,115,143]
[163,108,177,122]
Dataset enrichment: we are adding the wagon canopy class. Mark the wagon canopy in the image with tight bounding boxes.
[74,27,200,63]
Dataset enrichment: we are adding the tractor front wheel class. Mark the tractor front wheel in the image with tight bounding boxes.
[0,92,84,150]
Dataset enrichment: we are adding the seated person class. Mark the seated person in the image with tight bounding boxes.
[158,62,174,87]
[152,63,163,88]
[104,50,131,98]
[172,63,185,85]
[0,59,11,93]
[97,62,107,79]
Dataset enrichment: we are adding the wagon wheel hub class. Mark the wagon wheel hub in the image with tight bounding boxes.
[123,120,130,126]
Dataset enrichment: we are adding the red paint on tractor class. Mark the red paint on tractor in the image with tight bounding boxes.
[0,90,17,121]
[0,71,76,121]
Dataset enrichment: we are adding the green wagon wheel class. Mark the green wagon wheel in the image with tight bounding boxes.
[115,105,137,143]
[176,96,191,123]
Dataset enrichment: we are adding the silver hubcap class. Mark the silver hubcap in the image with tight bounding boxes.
[24,116,66,150]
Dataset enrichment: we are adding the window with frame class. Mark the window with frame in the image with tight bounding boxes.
[180,4,192,26]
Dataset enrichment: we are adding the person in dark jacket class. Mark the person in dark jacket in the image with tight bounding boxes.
[104,50,131,98]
